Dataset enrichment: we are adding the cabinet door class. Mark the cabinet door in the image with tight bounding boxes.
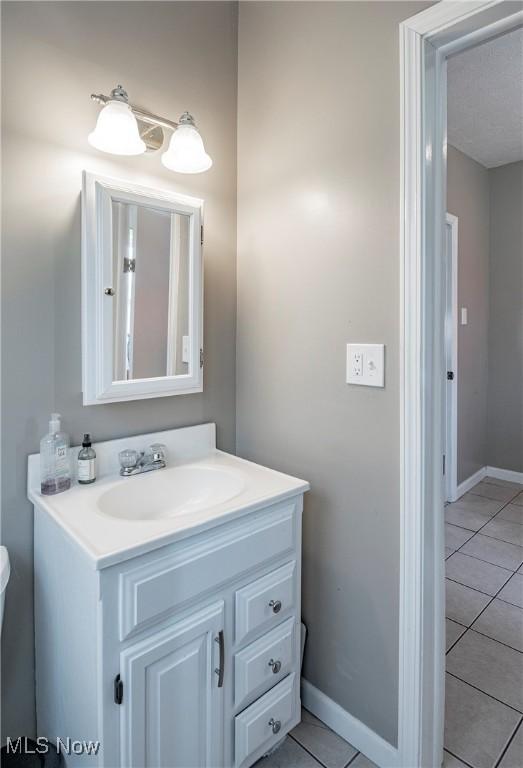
[120,601,225,768]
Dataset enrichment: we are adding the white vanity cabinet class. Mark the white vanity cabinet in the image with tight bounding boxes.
[34,492,304,768]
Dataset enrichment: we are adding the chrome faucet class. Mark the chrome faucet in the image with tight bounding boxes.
[118,443,167,476]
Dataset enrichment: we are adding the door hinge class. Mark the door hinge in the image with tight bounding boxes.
[201,225,204,246]
[200,348,204,368]
[447,371,454,381]
[114,674,123,705]
[443,455,446,476]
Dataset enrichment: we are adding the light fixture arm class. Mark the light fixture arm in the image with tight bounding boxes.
[90,92,179,133]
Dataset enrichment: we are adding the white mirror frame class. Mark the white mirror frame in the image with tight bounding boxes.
[81,171,203,405]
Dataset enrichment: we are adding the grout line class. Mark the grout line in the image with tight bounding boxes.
[449,549,523,573]
[443,747,476,768]
[345,752,361,768]
[493,715,523,768]
[466,626,523,656]
[288,733,331,768]
[445,575,500,599]
[446,670,523,715]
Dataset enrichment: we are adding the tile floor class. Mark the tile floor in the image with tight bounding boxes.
[255,709,377,768]
[257,476,523,768]
[445,477,523,768]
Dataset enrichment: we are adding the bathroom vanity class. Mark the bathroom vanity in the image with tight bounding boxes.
[29,424,308,768]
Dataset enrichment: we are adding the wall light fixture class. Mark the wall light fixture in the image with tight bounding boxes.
[89,85,213,174]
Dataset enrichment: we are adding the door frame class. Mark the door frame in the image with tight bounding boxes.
[445,212,458,504]
[399,3,523,767]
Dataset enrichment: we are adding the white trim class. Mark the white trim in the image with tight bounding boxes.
[81,171,204,405]
[301,680,398,768]
[486,466,523,485]
[445,213,459,503]
[455,466,523,499]
[456,467,487,500]
[399,3,522,766]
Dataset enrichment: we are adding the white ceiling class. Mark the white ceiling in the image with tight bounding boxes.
[447,26,523,168]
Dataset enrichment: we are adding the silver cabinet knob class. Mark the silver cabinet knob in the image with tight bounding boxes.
[268,718,281,735]
[268,658,282,674]
[104,287,115,296]
[269,599,282,614]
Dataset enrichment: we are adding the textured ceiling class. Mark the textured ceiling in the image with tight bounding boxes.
[447,27,523,168]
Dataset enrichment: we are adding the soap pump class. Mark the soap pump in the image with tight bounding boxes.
[40,413,71,495]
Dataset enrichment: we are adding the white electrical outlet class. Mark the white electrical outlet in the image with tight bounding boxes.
[346,344,385,387]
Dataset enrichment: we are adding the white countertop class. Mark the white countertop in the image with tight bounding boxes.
[28,424,309,569]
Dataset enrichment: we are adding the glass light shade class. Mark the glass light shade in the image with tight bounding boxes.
[161,123,212,174]
[88,100,146,156]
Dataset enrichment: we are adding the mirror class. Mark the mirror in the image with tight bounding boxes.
[82,173,203,404]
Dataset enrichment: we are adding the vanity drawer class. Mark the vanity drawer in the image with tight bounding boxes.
[234,618,296,710]
[235,673,297,768]
[118,501,296,640]
[235,561,296,645]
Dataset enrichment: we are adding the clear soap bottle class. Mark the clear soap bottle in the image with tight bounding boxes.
[40,413,71,495]
[77,434,96,485]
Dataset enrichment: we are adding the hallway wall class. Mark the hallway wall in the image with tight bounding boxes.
[487,160,523,473]
[447,146,490,485]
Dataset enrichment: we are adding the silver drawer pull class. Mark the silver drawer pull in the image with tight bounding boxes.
[269,599,282,614]
[268,658,282,674]
[268,718,281,735]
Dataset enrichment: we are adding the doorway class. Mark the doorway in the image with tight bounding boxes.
[399,2,523,767]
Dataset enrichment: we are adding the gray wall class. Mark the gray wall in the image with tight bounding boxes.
[447,145,491,484]
[1,1,238,740]
[487,161,523,472]
[237,0,429,746]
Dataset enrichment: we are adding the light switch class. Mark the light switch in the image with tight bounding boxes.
[460,308,468,326]
[346,344,385,387]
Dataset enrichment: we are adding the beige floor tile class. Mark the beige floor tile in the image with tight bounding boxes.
[498,573,523,609]
[291,710,357,768]
[499,504,523,525]
[446,523,475,552]
[446,552,512,596]
[443,750,471,767]
[498,722,523,768]
[481,519,523,548]
[483,477,523,491]
[447,630,523,711]
[446,579,491,626]
[445,504,496,532]
[444,674,521,768]
[460,535,523,572]
[256,737,322,767]
[446,619,467,652]
[472,599,523,652]
[470,481,520,503]
[458,493,506,515]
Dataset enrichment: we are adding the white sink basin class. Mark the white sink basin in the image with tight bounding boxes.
[97,464,246,521]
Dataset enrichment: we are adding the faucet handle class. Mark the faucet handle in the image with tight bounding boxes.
[119,448,141,471]
[148,443,167,463]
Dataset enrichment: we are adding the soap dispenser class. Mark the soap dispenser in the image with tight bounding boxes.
[40,413,71,495]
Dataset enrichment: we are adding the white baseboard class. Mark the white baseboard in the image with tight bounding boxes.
[301,678,399,768]
[456,467,486,499]
[485,466,523,485]
[456,465,523,500]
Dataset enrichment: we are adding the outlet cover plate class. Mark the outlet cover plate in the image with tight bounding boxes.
[346,343,385,387]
